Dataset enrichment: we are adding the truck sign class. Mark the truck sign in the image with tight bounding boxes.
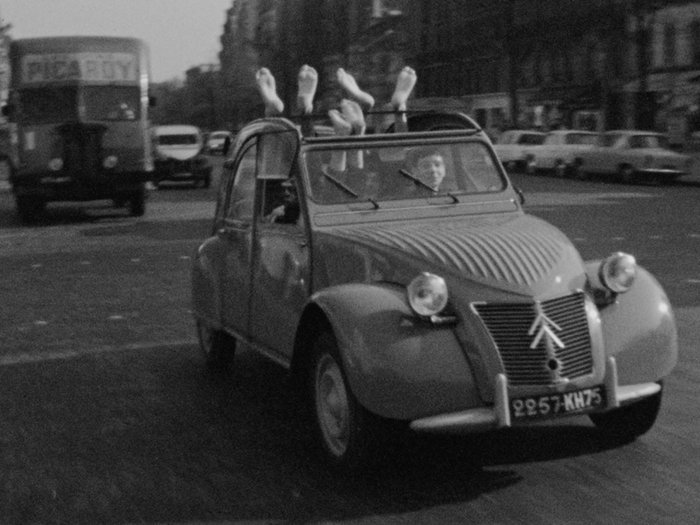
[20,52,138,84]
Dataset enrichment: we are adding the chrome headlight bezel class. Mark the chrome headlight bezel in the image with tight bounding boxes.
[407,272,449,317]
[599,252,637,294]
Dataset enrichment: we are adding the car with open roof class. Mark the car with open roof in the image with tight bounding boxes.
[191,110,677,471]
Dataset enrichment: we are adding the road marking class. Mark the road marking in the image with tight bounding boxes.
[0,339,198,367]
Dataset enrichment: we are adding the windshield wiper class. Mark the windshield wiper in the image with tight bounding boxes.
[320,169,359,198]
[398,168,435,193]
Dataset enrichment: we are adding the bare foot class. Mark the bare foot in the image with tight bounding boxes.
[340,99,366,135]
[256,67,284,116]
[297,64,318,115]
[391,66,417,111]
[336,68,374,110]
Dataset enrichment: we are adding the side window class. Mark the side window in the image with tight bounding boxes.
[225,141,257,221]
[256,131,301,225]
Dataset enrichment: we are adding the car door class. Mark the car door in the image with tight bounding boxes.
[219,138,258,338]
[248,132,310,361]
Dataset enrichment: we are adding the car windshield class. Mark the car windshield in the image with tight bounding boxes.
[158,134,199,145]
[565,133,598,145]
[303,139,505,204]
[519,133,546,145]
[629,134,668,149]
[600,133,622,147]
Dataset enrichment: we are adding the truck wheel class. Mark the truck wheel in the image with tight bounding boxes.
[196,320,236,372]
[589,384,662,442]
[129,184,146,216]
[309,331,386,471]
[16,196,45,224]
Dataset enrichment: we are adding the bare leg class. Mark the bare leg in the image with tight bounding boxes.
[327,109,351,173]
[255,67,284,116]
[340,99,366,168]
[296,64,318,115]
[336,68,374,110]
[391,66,416,132]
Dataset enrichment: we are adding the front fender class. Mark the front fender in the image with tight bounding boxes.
[311,283,481,420]
[587,262,678,384]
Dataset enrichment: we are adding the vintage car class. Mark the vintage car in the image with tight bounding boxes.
[206,130,234,155]
[152,125,213,188]
[523,129,599,177]
[191,111,677,471]
[493,129,546,172]
[575,130,693,184]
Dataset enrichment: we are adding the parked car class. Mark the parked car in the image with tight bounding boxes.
[576,130,693,184]
[493,129,546,172]
[191,111,677,471]
[206,130,234,155]
[152,125,212,188]
[523,129,599,177]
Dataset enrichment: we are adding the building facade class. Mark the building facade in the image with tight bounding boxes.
[218,0,700,144]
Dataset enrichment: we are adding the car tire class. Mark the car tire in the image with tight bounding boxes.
[589,383,662,442]
[619,164,635,184]
[554,160,566,178]
[310,331,385,471]
[196,320,236,372]
[525,157,537,175]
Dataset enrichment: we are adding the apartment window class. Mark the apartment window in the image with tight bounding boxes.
[663,23,676,66]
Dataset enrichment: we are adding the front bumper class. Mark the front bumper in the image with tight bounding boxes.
[409,356,660,433]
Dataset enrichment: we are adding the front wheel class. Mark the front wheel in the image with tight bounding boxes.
[128,184,146,216]
[196,320,236,372]
[16,196,45,224]
[618,164,636,184]
[310,331,385,471]
[589,384,663,442]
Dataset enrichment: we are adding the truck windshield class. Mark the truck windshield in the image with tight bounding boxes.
[17,85,140,123]
[18,87,78,123]
[82,86,140,121]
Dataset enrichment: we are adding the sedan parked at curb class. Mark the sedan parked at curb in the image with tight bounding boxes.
[575,130,693,184]
[493,129,546,172]
[523,129,599,177]
[152,125,213,188]
[191,111,677,472]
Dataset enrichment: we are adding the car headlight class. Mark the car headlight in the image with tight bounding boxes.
[103,155,118,169]
[599,252,636,293]
[407,272,448,317]
[48,158,63,171]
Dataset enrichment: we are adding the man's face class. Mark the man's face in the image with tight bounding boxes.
[416,153,446,191]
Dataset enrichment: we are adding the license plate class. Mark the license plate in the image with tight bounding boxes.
[510,386,606,421]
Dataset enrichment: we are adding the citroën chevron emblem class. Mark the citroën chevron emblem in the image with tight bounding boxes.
[528,310,565,350]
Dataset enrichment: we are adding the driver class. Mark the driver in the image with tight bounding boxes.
[407,146,446,192]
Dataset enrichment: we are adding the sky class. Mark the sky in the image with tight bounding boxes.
[0,0,234,82]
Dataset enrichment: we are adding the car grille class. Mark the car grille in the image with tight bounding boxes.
[472,292,593,386]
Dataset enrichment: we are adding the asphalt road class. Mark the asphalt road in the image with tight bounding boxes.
[0,164,698,524]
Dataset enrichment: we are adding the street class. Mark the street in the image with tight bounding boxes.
[0,162,699,524]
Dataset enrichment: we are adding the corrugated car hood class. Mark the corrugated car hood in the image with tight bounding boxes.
[320,214,584,294]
